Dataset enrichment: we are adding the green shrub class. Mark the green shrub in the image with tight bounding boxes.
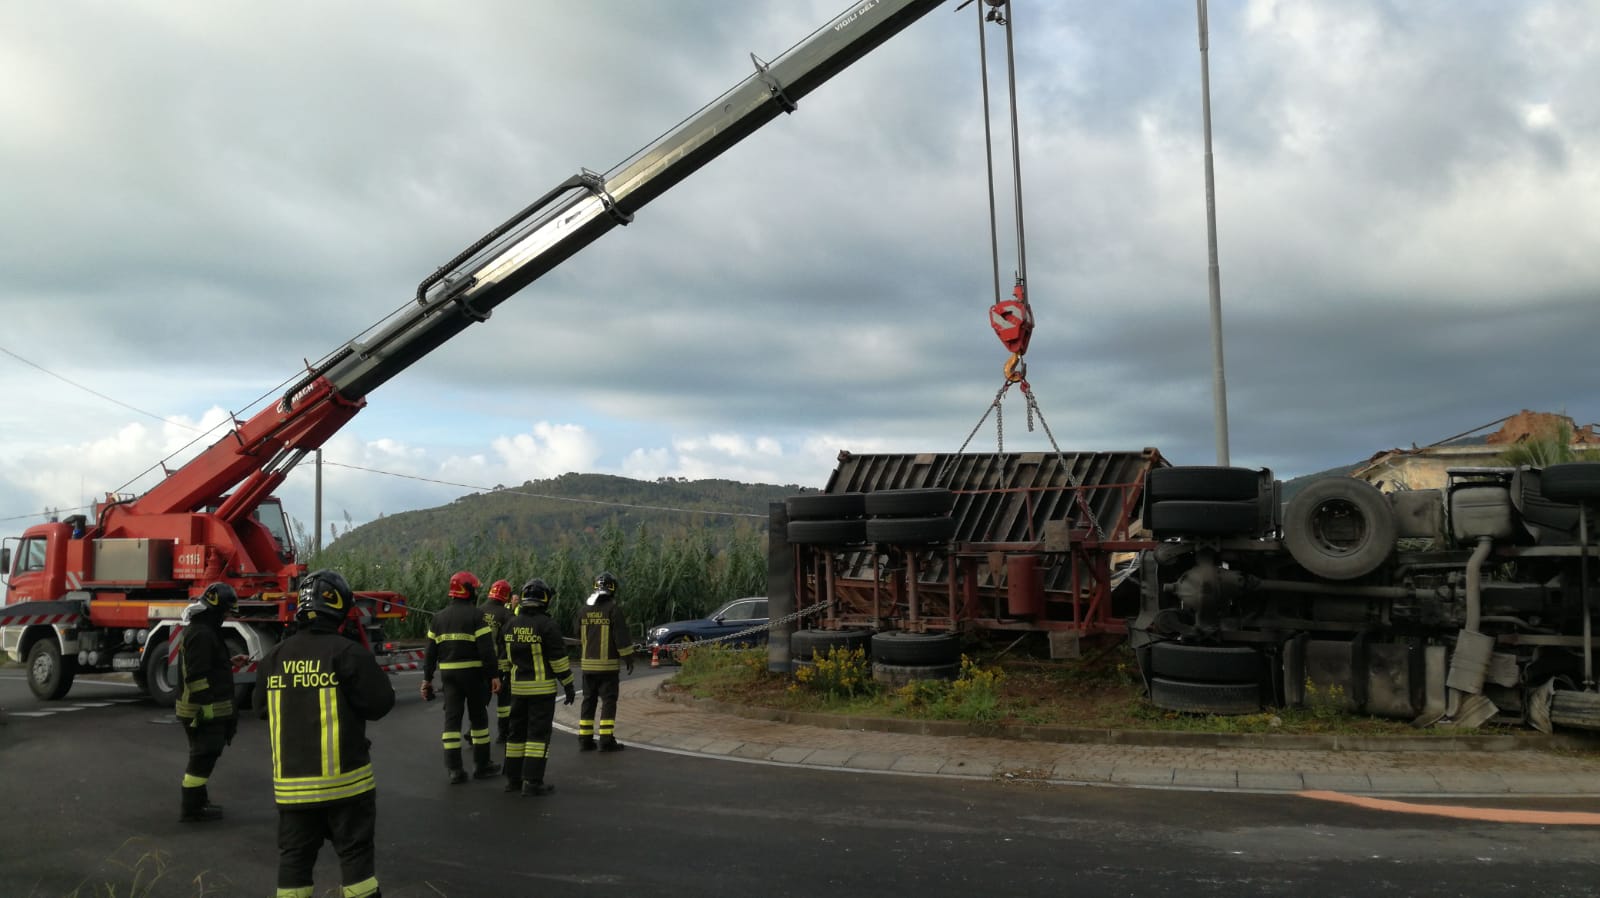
[793,646,872,699]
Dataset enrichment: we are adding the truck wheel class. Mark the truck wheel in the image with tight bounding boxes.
[1540,463,1600,504]
[143,638,181,708]
[871,661,960,687]
[864,488,955,518]
[1145,500,1259,536]
[865,516,956,545]
[870,631,961,666]
[1145,466,1262,502]
[1148,643,1262,683]
[789,627,872,661]
[1283,478,1396,580]
[787,519,867,545]
[1148,677,1263,715]
[785,493,866,521]
[26,639,76,701]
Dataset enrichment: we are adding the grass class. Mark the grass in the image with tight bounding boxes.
[668,641,1521,738]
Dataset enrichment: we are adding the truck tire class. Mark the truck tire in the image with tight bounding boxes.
[26,638,76,701]
[1147,677,1263,715]
[1540,463,1600,504]
[143,638,181,708]
[1145,466,1262,502]
[789,627,873,661]
[1283,478,1396,580]
[870,630,961,666]
[871,661,960,687]
[785,493,866,521]
[865,516,956,545]
[1148,643,1262,683]
[787,519,867,545]
[1145,500,1259,536]
[864,488,955,518]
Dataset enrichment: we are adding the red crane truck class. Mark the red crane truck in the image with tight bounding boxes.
[0,0,962,705]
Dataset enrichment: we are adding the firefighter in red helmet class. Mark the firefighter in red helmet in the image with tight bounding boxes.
[421,571,502,783]
[482,578,516,743]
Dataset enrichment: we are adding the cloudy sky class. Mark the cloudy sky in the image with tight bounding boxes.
[2,0,1596,539]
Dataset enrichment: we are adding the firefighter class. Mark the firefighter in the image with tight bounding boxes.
[482,578,516,744]
[175,581,240,823]
[503,578,576,795]
[577,570,634,751]
[255,569,396,898]
[420,570,502,782]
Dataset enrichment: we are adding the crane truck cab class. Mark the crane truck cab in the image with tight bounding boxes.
[2,496,407,707]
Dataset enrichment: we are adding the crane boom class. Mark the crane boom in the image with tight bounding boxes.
[120,0,949,524]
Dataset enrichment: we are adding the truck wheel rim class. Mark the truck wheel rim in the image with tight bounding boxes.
[1309,498,1367,556]
[31,652,53,683]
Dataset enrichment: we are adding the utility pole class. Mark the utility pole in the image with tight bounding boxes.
[1197,0,1231,465]
[314,449,323,557]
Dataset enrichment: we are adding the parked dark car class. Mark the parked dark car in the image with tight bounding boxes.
[643,597,769,658]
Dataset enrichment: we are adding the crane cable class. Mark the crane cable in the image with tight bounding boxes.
[942,0,1103,539]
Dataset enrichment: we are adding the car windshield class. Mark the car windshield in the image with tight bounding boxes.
[715,598,767,621]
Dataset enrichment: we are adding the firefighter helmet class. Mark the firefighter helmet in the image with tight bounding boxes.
[199,581,238,614]
[297,569,353,622]
[593,571,619,594]
[519,578,553,613]
[448,570,481,600]
[488,579,513,603]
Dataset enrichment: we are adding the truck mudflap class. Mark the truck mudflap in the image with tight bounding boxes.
[0,601,83,628]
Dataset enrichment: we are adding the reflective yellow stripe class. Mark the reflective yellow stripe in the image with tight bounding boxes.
[342,875,381,898]
[268,690,284,781]
[320,687,338,779]
[438,660,481,670]
[473,626,494,639]
[277,888,315,898]
[273,765,375,805]
[432,633,475,643]
[186,677,209,690]
[182,773,208,787]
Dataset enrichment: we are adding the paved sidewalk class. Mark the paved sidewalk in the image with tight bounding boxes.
[554,673,1600,798]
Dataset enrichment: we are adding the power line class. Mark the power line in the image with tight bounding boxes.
[0,343,769,524]
[0,343,203,432]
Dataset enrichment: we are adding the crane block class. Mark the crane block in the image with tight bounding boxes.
[989,282,1034,355]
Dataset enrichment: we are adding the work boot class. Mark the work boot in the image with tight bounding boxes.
[448,768,469,785]
[521,759,553,796]
[179,787,223,823]
[578,736,597,752]
[598,736,625,753]
[472,744,501,779]
[503,757,523,792]
[199,784,223,813]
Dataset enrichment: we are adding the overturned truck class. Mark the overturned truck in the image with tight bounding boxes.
[770,452,1600,732]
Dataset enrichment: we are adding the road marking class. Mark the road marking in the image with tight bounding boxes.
[72,703,114,708]
[6,711,53,718]
[1301,790,1600,825]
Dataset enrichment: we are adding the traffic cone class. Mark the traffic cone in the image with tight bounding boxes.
[650,646,660,668]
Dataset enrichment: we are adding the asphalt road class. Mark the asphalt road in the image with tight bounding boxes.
[4,670,1600,898]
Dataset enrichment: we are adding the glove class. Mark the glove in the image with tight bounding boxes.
[420,680,435,702]
[224,716,238,745]
[624,654,635,675]
[563,683,575,706]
